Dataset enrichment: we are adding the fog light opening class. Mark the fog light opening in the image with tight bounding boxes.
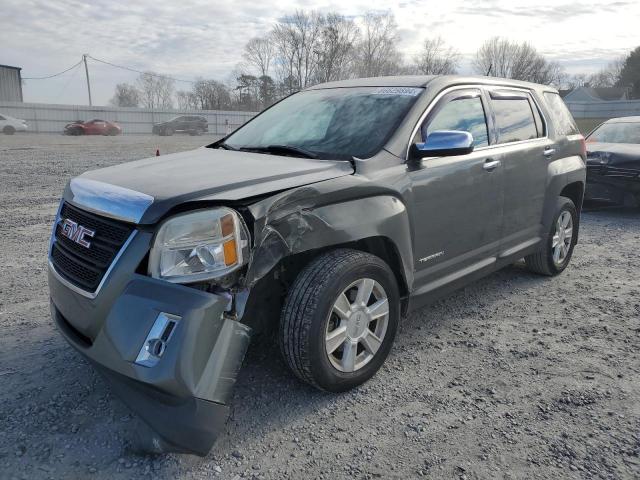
[135,312,181,367]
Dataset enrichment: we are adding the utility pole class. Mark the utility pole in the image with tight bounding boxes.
[83,54,93,106]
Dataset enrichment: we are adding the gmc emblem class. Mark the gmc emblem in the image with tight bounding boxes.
[60,218,95,248]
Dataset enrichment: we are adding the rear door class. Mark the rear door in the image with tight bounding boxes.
[408,88,504,295]
[485,88,551,254]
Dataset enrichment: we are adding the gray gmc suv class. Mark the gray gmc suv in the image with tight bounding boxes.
[48,75,586,455]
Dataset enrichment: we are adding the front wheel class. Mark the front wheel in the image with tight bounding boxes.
[280,249,399,392]
[3,126,15,135]
[525,197,578,276]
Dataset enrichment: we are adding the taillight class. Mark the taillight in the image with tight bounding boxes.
[579,136,586,158]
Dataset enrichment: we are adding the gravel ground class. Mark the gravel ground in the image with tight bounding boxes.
[0,133,639,480]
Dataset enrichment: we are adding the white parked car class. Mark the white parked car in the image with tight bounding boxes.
[0,113,28,134]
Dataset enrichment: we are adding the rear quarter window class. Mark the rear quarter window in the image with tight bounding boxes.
[543,92,579,136]
[491,96,538,144]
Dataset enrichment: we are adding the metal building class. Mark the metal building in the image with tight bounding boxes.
[0,65,23,102]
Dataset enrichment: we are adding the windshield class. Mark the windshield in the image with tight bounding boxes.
[223,86,423,159]
[588,121,640,144]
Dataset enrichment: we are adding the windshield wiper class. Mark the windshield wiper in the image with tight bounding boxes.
[239,144,319,159]
[216,142,237,151]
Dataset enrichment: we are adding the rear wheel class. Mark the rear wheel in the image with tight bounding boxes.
[3,126,15,135]
[525,197,578,276]
[164,126,174,136]
[280,249,399,392]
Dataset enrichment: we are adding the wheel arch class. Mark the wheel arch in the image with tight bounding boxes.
[241,237,408,334]
[542,156,586,234]
[239,193,416,332]
[559,181,585,213]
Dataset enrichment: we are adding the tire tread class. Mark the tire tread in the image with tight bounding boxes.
[279,249,383,390]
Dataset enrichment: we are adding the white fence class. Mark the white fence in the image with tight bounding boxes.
[565,99,640,119]
[0,101,257,135]
[4,99,639,135]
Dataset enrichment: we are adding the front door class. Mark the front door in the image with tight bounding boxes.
[408,88,503,296]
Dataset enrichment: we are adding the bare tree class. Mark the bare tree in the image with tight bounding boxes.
[272,10,323,91]
[192,79,231,110]
[414,37,460,75]
[243,36,275,77]
[588,57,624,87]
[473,37,564,85]
[136,72,175,109]
[314,13,359,83]
[175,90,198,110]
[563,73,589,90]
[109,83,140,107]
[353,12,401,78]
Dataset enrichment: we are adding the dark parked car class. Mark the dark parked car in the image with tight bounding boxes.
[152,115,208,136]
[48,75,585,455]
[64,119,122,136]
[585,116,640,206]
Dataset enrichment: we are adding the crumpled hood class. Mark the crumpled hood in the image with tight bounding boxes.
[71,147,354,224]
[586,142,640,168]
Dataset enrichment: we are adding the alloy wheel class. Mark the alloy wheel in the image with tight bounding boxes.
[325,278,389,373]
[552,211,573,265]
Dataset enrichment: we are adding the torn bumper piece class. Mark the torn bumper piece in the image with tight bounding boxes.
[49,274,251,455]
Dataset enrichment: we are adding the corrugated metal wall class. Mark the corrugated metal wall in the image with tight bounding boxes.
[0,66,23,102]
[0,101,257,134]
[565,99,640,119]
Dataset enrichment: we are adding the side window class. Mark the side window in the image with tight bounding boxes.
[543,92,579,136]
[491,95,538,143]
[422,96,489,147]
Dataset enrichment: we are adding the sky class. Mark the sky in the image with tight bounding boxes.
[1,0,637,106]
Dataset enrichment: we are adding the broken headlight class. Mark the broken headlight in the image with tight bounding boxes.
[149,208,249,283]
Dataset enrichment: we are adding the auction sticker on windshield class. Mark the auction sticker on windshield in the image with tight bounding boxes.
[373,87,423,96]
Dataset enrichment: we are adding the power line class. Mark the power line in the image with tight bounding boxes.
[55,61,82,97]
[87,55,197,84]
[22,59,84,80]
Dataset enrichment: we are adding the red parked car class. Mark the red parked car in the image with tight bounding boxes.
[63,119,122,136]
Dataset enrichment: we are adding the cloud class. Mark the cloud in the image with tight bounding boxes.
[1,0,636,104]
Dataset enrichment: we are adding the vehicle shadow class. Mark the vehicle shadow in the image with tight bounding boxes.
[209,260,551,452]
[582,203,640,217]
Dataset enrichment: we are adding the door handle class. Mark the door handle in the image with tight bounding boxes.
[543,147,556,158]
[483,159,501,171]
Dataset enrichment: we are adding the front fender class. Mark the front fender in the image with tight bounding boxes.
[244,192,414,290]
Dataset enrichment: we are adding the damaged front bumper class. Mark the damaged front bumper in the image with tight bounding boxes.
[586,163,640,206]
[49,268,251,455]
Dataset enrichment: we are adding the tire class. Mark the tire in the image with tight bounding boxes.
[280,249,400,392]
[108,128,119,136]
[525,197,578,276]
[3,126,15,135]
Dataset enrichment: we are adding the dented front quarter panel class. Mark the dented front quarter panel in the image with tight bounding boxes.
[243,167,415,291]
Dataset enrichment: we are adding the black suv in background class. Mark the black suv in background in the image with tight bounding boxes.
[152,115,208,136]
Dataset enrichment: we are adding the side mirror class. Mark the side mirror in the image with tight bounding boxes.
[409,130,474,160]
